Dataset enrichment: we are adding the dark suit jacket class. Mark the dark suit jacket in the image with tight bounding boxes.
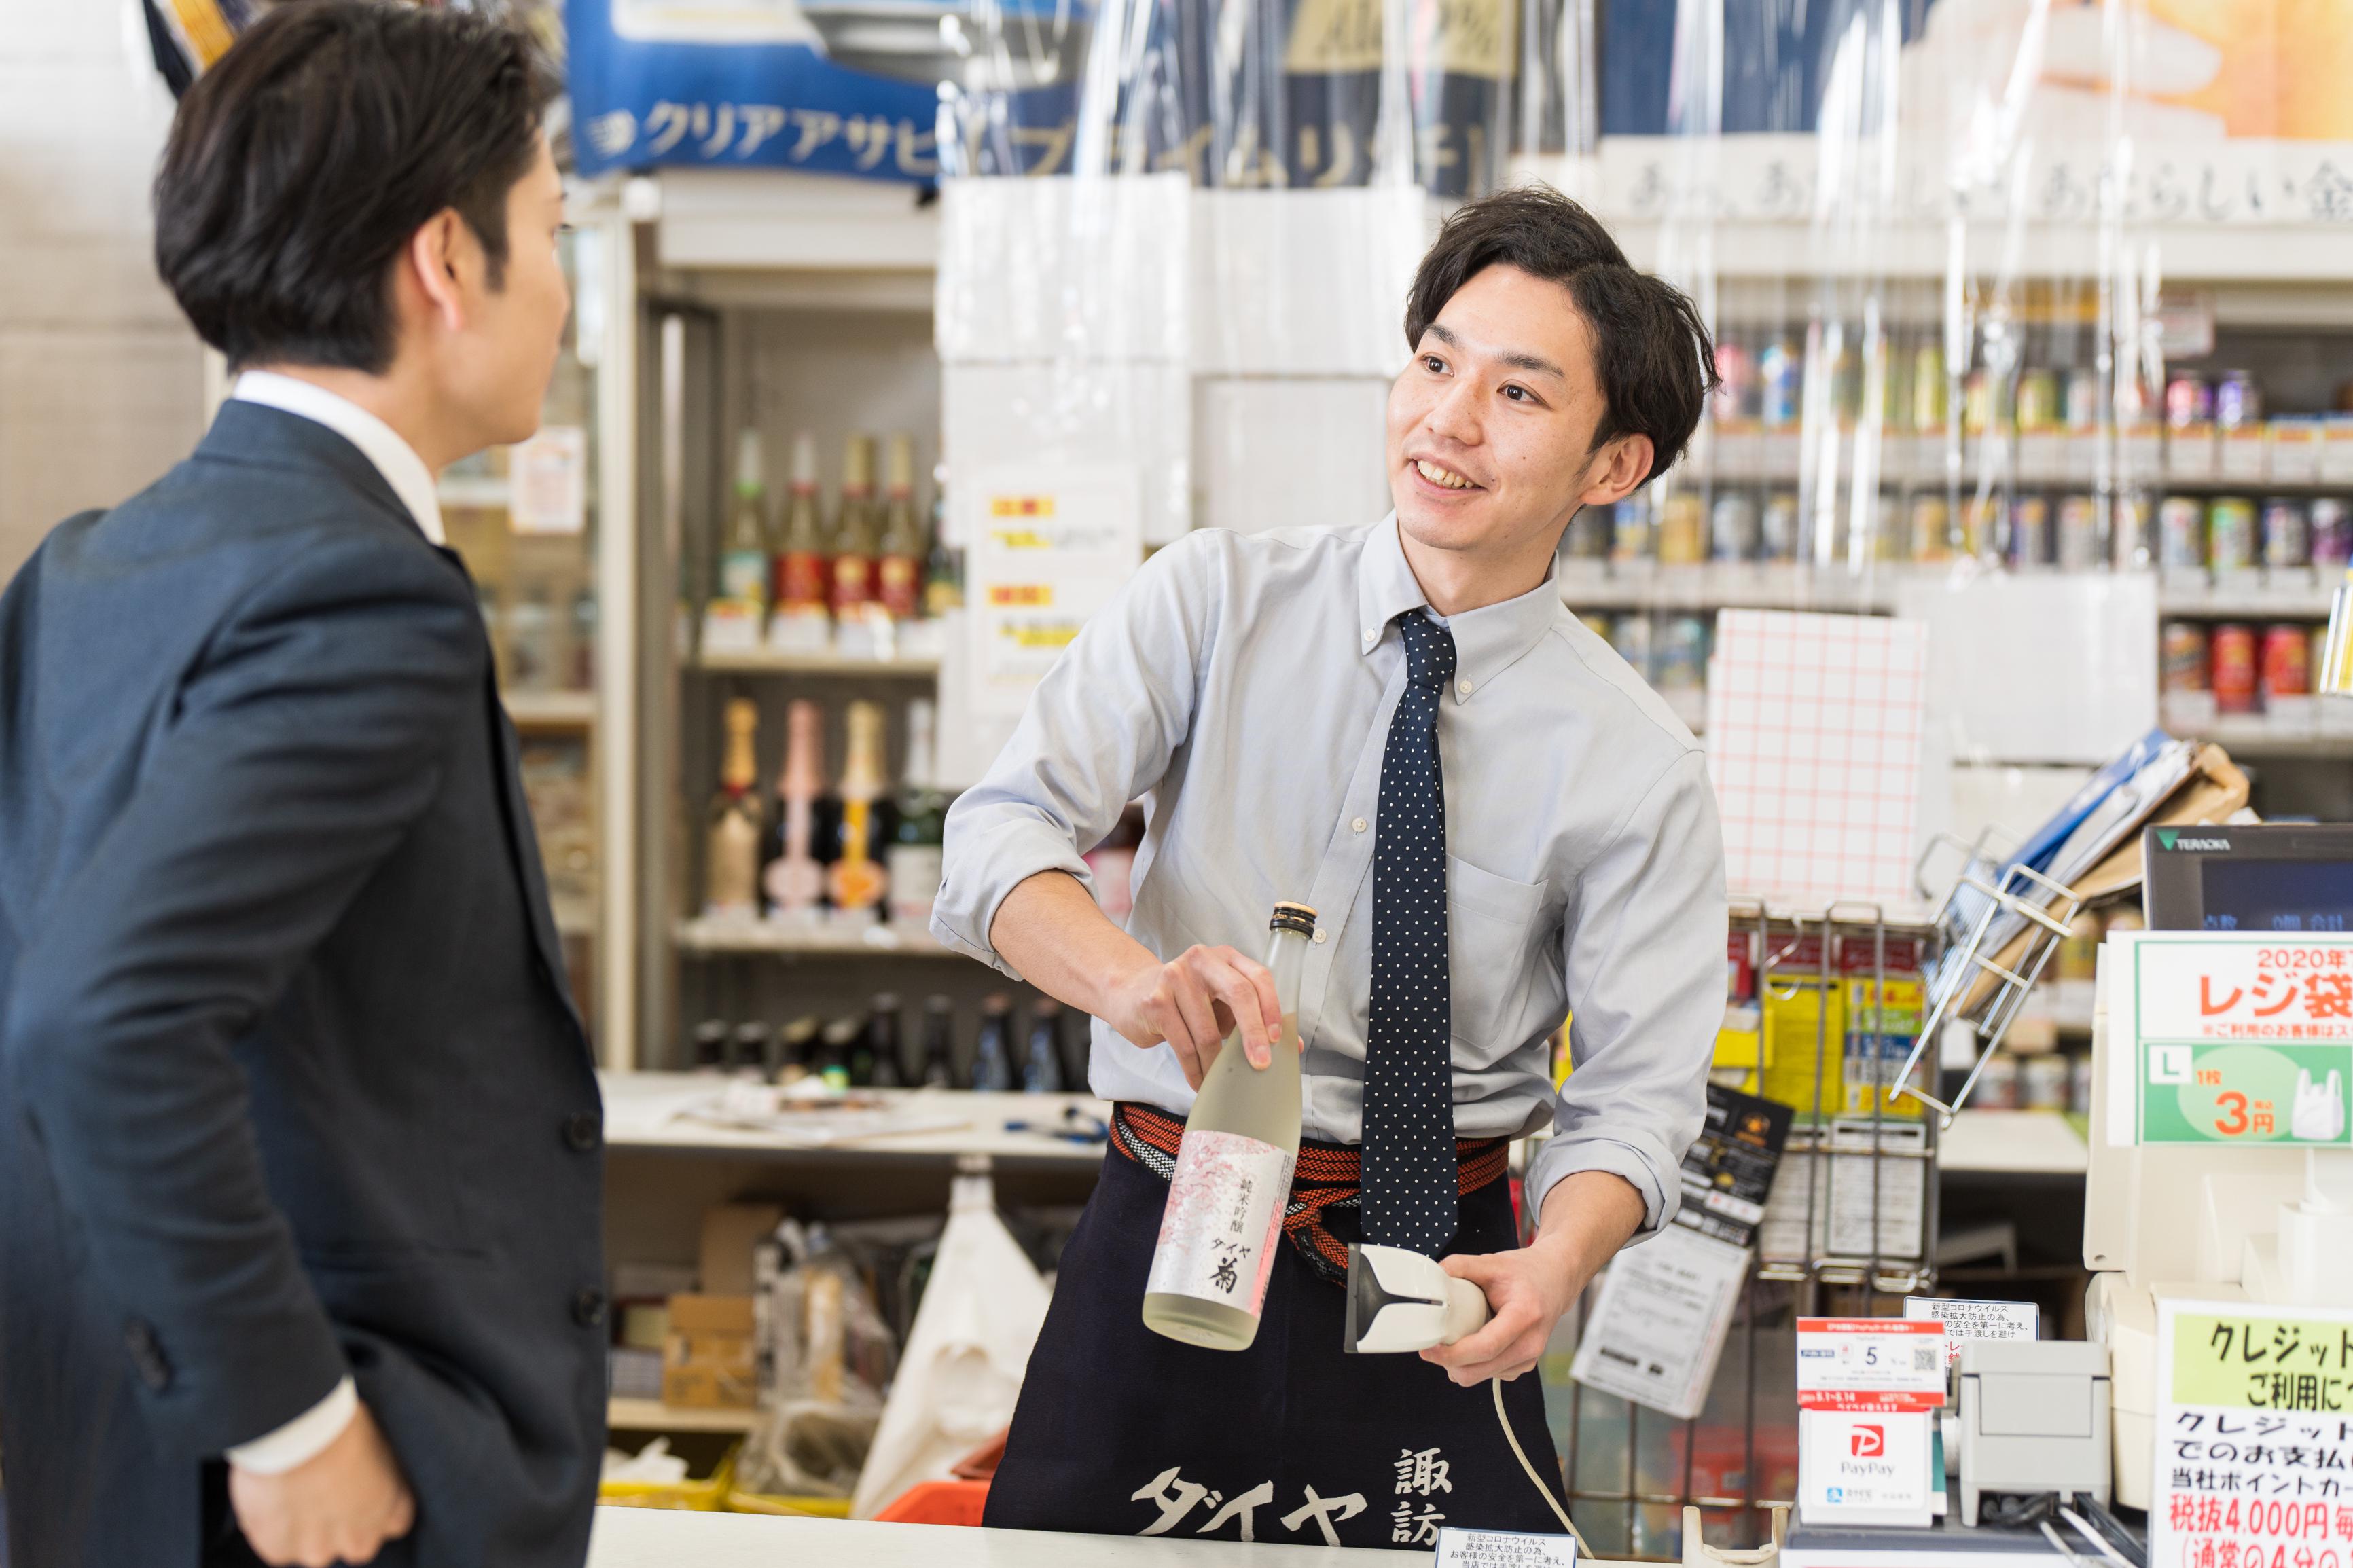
[0,401,606,1567]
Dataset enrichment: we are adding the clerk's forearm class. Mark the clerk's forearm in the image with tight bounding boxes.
[989,870,1159,1018]
[1531,1169,1647,1293]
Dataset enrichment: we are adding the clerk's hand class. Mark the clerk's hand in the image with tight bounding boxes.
[230,1400,415,1567]
[1102,943,1285,1088]
[1418,1237,1581,1387]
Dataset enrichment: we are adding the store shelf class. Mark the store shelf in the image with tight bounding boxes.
[1559,563,2343,619]
[1939,1108,2088,1175]
[504,689,600,727]
[437,475,511,510]
[598,1074,1110,1164]
[675,916,956,957]
[605,1396,759,1434]
[2178,720,2353,759]
[690,647,942,677]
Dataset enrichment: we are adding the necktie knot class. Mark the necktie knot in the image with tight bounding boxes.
[1395,612,1457,693]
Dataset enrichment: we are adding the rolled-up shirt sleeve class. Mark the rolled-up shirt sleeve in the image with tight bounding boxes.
[1524,748,1727,1238]
[931,534,1215,977]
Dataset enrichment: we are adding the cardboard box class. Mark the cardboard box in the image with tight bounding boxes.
[661,1293,757,1410]
[698,1203,783,1297]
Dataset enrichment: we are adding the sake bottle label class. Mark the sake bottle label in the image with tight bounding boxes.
[1146,1131,1293,1314]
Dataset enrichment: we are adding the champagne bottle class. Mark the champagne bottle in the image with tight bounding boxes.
[922,469,962,618]
[1021,998,1063,1094]
[864,993,905,1089]
[825,699,893,917]
[770,431,830,651]
[919,996,956,1089]
[759,699,827,918]
[704,698,764,917]
[876,433,924,621]
[719,429,770,617]
[885,698,948,926]
[1142,902,1314,1351]
[829,435,878,619]
[970,993,1014,1092]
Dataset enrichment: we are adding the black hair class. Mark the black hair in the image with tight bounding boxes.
[154,1,556,374]
[1405,185,1719,486]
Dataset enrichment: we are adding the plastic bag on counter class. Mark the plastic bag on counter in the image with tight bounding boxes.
[849,1167,1051,1519]
[736,1221,899,1499]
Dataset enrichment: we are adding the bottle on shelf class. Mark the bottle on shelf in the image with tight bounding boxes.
[1022,998,1064,1093]
[774,1015,821,1084]
[759,699,832,919]
[922,464,963,619]
[970,993,1015,1093]
[819,1017,858,1090]
[729,1020,772,1078]
[704,697,765,918]
[706,429,770,652]
[876,433,925,623]
[864,994,905,1089]
[770,431,831,653]
[689,1019,729,1074]
[826,699,895,917]
[845,1006,879,1087]
[886,698,948,927]
[830,434,879,626]
[1142,901,1315,1351]
[920,996,956,1089]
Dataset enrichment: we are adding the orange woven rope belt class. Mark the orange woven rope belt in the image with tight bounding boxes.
[1110,1101,1509,1285]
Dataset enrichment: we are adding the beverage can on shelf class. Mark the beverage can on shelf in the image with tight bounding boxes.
[2022,1053,2072,1112]
[2208,496,2259,572]
[2166,371,2213,430]
[2010,494,2053,568]
[2064,368,2102,432]
[2216,369,2263,432]
[2263,623,2312,699]
[1973,1051,2020,1110]
[2159,495,2206,569]
[1759,338,1800,429]
[2262,497,2312,570]
[1609,614,1654,680]
[1611,496,1652,561]
[2161,621,2210,693]
[1962,368,1994,436]
[1712,339,1755,424]
[2311,497,2352,566]
[1909,494,1952,562]
[1911,342,1948,430]
[1655,616,1709,690]
[2113,493,2155,571]
[2212,623,2259,713]
[1710,491,1761,561]
[1761,490,1801,560]
[1657,491,1706,564]
[2057,493,2101,570]
[2015,369,2060,431]
[1872,488,1907,562]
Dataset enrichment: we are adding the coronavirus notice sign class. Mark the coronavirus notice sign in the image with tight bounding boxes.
[2153,1299,2353,1568]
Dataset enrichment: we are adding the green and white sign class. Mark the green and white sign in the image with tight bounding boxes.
[2105,932,2353,1148]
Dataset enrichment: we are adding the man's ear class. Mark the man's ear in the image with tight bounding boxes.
[1577,433,1654,509]
[403,208,468,335]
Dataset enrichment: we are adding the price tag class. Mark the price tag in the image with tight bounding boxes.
[1436,1526,1578,1568]
[2168,425,2218,481]
[1795,1318,1947,1411]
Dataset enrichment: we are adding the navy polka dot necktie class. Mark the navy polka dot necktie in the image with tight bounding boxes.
[1363,610,1460,1258]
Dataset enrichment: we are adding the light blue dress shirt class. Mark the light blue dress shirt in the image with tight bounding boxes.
[931,514,1729,1235]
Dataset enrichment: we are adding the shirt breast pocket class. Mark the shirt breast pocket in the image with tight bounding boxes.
[1445,854,1549,1049]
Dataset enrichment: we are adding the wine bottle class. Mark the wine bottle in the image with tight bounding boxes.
[1141,902,1314,1351]
[864,994,905,1089]
[819,1017,857,1091]
[769,431,831,652]
[970,993,1014,1093]
[1021,998,1064,1094]
[829,435,878,620]
[918,996,956,1089]
[759,699,827,918]
[717,428,771,619]
[729,1021,772,1079]
[703,698,764,917]
[876,433,924,622]
[689,1019,729,1074]
[886,698,948,926]
[825,699,893,917]
[774,1015,821,1084]
[922,467,962,618]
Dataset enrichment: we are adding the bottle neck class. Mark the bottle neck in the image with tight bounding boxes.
[840,708,886,799]
[1263,926,1312,1010]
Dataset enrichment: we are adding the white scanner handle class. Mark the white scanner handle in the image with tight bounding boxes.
[1439,1276,1492,1345]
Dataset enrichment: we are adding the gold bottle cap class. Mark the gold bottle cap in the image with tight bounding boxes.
[1270,901,1317,935]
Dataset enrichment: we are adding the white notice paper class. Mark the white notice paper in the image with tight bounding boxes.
[1903,1296,2039,1366]
[1436,1526,1577,1568]
[963,462,1142,718]
[1568,1226,1748,1420]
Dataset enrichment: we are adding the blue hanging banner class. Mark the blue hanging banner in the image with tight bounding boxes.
[564,0,1083,183]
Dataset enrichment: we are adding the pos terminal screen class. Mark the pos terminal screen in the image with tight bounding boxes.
[2196,859,2353,933]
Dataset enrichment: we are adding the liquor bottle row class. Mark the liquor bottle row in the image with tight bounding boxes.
[1579,484,2353,581]
[704,429,963,659]
[480,582,597,694]
[703,695,950,926]
[688,991,1090,1095]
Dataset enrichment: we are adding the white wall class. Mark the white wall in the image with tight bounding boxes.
[0,0,205,581]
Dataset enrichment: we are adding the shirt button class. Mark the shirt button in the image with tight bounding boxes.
[1352,817,1367,833]
[1458,681,1473,696]
[572,1287,607,1328]
[563,1110,601,1152]
[1314,930,1328,945]
[1363,626,1375,642]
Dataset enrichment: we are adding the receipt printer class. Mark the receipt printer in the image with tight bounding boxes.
[1957,1340,2112,1526]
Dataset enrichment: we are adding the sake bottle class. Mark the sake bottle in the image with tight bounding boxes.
[1141,902,1314,1351]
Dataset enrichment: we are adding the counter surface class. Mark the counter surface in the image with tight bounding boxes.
[597,1072,1111,1163]
[583,1508,1434,1565]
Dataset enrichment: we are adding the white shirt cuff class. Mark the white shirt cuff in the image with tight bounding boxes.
[225,1376,358,1474]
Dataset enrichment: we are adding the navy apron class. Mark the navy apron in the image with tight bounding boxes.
[983,1106,1572,1548]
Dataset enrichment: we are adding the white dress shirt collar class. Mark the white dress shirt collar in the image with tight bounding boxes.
[1355,511,1565,700]
[232,371,445,546]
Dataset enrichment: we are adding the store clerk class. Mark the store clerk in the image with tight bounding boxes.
[932,185,1729,1547]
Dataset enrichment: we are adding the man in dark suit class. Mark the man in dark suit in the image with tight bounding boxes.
[0,7,605,1565]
